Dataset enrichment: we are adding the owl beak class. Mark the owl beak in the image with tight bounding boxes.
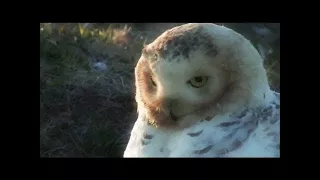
[150,109,178,126]
[170,110,178,121]
[164,98,179,121]
[152,111,174,126]
[148,98,179,126]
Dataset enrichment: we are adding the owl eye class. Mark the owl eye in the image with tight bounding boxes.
[150,76,157,86]
[188,76,208,88]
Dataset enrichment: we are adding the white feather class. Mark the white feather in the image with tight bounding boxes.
[124,92,279,157]
[124,23,280,158]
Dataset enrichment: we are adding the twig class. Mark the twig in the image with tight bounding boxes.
[41,145,67,157]
[62,130,87,157]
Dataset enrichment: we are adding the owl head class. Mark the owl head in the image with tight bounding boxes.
[134,23,270,129]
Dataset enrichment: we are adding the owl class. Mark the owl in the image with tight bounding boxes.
[123,23,280,157]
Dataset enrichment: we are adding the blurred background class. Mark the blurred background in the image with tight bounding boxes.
[40,23,280,157]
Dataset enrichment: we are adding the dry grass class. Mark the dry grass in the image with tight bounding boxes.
[40,23,280,157]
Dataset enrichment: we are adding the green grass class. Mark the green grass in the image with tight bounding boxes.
[40,23,280,157]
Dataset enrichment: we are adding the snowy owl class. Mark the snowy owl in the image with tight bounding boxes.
[124,23,280,157]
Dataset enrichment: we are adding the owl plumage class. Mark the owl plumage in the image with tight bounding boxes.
[124,23,280,157]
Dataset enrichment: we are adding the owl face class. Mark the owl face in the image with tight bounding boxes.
[135,23,269,129]
[135,48,231,128]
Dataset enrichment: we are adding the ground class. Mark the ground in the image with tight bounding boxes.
[40,23,280,157]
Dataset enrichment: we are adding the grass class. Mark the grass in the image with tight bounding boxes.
[40,23,280,157]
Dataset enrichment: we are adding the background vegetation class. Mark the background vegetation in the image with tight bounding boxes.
[40,23,280,157]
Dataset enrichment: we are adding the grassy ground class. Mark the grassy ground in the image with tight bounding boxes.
[40,23,280,157]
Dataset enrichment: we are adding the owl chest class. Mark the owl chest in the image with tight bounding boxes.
[131,126,224,157]
[128,127,278,157]
[135,133,209,157]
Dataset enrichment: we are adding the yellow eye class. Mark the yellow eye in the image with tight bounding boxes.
[188,76,208,88]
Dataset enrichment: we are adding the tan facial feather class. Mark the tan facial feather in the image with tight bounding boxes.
[135,59,176,127]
